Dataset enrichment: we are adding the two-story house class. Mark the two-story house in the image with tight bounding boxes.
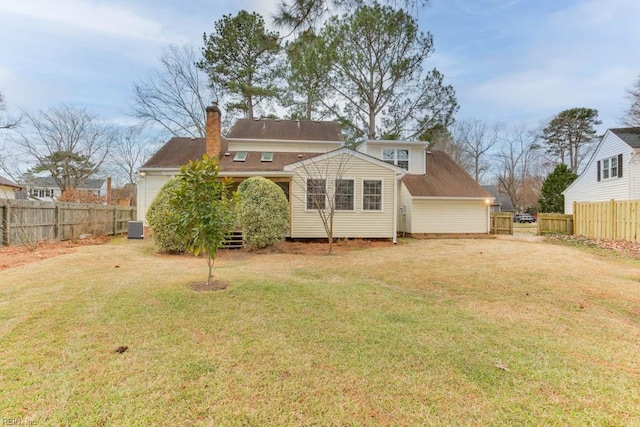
[137,104,492,241]
[25,176,106,202]
[563,127,640,214]
[358,140,492,234]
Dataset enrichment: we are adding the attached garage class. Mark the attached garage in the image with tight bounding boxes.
[400,151,492,235]
[408,198,489,234]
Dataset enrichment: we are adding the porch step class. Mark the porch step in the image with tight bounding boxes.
[223,230,243,249]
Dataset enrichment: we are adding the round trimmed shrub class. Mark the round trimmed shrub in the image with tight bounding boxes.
[237,177,289,249]
[146,178,189,253]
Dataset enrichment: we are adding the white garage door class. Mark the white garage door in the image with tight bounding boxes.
[411,199,488,233]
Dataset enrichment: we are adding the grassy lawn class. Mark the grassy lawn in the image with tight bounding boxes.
[1,237,640,425]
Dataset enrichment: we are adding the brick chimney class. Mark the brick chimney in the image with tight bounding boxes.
[205,103,222,158]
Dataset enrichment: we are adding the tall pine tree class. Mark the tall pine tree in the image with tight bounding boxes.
[199,11,282,119]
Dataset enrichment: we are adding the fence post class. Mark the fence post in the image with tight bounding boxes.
[2,201,10,245]
[113,206,117,236]
[54,205,61,240]
[573,202,577,236]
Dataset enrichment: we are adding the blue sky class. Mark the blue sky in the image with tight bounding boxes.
[1,0,638,133]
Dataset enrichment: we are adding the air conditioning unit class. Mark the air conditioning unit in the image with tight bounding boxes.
[127,221,144,239]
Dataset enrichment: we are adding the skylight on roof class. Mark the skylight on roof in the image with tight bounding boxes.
[261,152,274,162]
[234,151,248,162]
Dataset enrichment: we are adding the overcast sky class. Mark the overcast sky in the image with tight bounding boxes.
[1,0,638,134]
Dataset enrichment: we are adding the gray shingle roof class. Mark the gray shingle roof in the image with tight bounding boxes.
[481,185,514,211]
[610,127,640,148]
[30,176,104,189]
[227,119,343,141]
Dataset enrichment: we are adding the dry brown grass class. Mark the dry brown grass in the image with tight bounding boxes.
[1,236,640,425]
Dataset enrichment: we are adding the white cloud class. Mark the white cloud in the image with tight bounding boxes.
[0,0,183,44]
[454,0,640,128]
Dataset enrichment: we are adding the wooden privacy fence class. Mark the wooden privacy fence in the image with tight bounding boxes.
[537,213,573,235]
[574,200,640,243]
[1,199,136,246]
[490,212,513,235]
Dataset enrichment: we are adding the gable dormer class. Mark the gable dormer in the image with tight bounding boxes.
[357,140,428,175]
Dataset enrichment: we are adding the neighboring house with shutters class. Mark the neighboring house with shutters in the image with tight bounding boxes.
[137,104,493,241]
[563,127,640,214]
[0,176,23,199]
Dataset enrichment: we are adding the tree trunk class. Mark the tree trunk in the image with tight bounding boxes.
[207,255,215,286]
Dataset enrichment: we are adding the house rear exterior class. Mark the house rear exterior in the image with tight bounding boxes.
[0,176,23,199]
[137,104,492,240]
[358,140,492,234]
[563,128,640,214]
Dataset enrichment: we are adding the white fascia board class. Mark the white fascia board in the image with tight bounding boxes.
[411,196,494,202]
[366,139,428,147]
[219,171,293,178]
[562,129,612,195]
[138,167,180,173]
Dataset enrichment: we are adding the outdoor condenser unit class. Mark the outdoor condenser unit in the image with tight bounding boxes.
[127,220,144,239]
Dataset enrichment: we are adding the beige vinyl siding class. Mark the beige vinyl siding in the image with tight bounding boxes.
[564,132,632,214]
[136,173,174,224]
[289,154,396,239]
[359,143,426,174]
[410,199,489,233]
[399,183,414,234]
[632,151,640,199]
[0,186,17,199]
[227,140,342,153]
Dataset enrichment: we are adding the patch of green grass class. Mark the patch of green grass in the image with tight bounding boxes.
[1,238,640,425]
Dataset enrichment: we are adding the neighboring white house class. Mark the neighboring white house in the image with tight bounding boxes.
[563,127,640,214]
[137,104,492,239]
[24,176,107,202]
[0,176,23,199]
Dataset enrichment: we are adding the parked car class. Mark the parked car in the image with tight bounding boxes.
[513,213,536,223]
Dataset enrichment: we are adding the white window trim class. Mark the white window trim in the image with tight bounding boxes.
[305,178,327,211]
[361,178,384,212]
[334,177,356,212]
[381,148,409,170]
[601,155,618,180]
[234,151,248,162]
[261,152,274,162]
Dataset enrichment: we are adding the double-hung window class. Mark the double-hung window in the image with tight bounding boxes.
[306,179,326,210]
[363,180,382,211]
[382,149,409,170]
[600,155,621,180]
[335,179,354,211]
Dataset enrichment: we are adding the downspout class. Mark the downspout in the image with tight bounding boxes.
[629,151,635,199]
[394,170,407,244]
[393,175,398,244]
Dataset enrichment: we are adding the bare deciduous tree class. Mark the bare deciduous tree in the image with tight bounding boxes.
[131,45,213,138]
[495,126,545,211]
[0,91,20,130]
[14,105,115,192]
[108,125,160,186]
[452,119,500,182]
[287,150,354,254]
[622,74,640,127]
